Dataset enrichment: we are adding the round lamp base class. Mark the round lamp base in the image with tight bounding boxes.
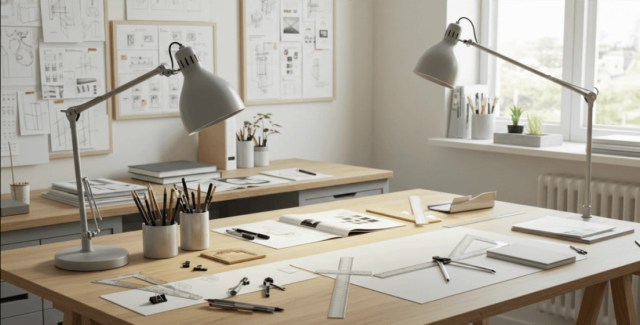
[55,245,129,271]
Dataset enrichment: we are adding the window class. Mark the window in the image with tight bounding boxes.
[484,0,640,141]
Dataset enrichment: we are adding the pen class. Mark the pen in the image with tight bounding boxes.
[233,228,270,240]
[435,260,450,282]
[226,229,255,240]
[570,245,588,255]
[298,169,316,176]
[207,299,283,313]
[635,240,640,248]
[162,188,167,225]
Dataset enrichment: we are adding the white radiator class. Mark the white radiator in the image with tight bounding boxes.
[536,174,640,325]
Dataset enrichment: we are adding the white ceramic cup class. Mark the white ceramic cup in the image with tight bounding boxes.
[471,114,495,140]
[179,211,210,250]
[143,223,178,259]
[10,182,30,204]
[254,146,269,167]
[236,140,254,168]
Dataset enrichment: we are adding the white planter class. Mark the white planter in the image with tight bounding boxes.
[236,140,254,168]
[493,133,563,147]
[471,114,495,140]
[254,146,269,166]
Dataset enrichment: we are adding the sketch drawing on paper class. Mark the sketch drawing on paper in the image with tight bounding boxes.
[47,0,76,37]
[19,92,50,135]
[254,42,276,94]
[1,92,20,156]
[0,0,41,26]
[48,104,94,151]
[81,0,105,41]
[0,28,36,81]
[250,0,276,28]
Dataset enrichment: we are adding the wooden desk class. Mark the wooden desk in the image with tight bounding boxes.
[1,159,392,233]
[1,189,638,325]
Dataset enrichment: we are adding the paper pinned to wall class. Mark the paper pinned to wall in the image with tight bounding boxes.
[40,0,83,42]
[48,99,109,153]
[1,91,20,156]
[280,42,302,98]
[125,0,212,22]
[18,90,50,135]
[0,26,39,86]
[39,46,106,100]
[0,0,41,27]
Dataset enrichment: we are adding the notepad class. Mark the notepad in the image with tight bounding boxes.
[486,244,576,269]
[512,216,616,239]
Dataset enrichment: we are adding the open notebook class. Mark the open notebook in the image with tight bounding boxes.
[213,209,405,249]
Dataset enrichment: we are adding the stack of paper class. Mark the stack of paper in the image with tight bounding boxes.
[511,215,633,243]
[42,178,145,207]
[128,160,220,184]
[592,134,640,157]
[486,244,576,269]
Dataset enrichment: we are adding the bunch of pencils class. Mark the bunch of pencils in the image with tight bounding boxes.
[131,178,216,226]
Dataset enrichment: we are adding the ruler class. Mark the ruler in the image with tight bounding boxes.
[374,234,507,279]
[443,211,524,228]
[94,272,202,300]
[409,195,428,225]
[316,257,372,319]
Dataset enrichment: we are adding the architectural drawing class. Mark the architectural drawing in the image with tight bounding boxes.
[18,91,50,136]
[247,38,280,99]
[48,99,97,152]
[1,91,20,156]
[0,0,41,27]
[80,0,105,42]
[0,27,37,86]
[125,0,211,22]
[41,0,83,42]
[40,46,105,99]
[280,42,302,98]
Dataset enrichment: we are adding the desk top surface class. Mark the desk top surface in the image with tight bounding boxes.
[1,189,638,325]
[0,159,392,232]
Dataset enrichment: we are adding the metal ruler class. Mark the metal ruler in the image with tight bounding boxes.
[316,257,372,319]
[94,272,202,300]
[374,235,507,279]
[443,211,524,228]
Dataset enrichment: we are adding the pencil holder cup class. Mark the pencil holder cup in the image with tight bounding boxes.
[471,114,495,140]
[254,146,269,167]
[236,140,254,168]
[10,182,30,204]
[143,223,178,259]
[180,211,210,251]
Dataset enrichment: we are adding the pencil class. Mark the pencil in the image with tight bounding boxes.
[182,178,189,202]
[206,186,217,210]
[148,186,161,221]
[131,192,149,225]
[197,184,201,213]
[203,183,213,209]
[191,192,197,213]
[168,189,175,224]
[162,187,167,226]
[143,193,156,226]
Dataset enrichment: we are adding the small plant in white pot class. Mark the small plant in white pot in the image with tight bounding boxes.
[252,113,282,167]
[508,105,524,134]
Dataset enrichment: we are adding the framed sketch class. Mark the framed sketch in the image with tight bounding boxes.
[111,21,217,120]
[241,0,335,105]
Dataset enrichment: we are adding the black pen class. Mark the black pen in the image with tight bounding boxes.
[207,299,283,313]
[635,240,640,248]
[570,245,587,255]
[233,228,270,240]
[226,229,255,240]
[298,169,316,176]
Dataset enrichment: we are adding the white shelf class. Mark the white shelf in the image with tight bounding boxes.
[428,138,640,168]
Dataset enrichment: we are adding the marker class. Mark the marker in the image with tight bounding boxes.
[635,240,640,248]
[570,245,587,255]
[207,299,283,313]
[226,229,255,240]
[298,169,316,176]
[233,228,270,240]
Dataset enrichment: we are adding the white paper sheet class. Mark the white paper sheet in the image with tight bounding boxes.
[290,227,586,304]
[18,90,50,135]
[1,0,41,27]
[48,99,109,152]
[126,0,212,22]
[0,27,39,86]
[280,42,302,98]
[101,260,317,316]
[39,46,106,100]
[1,91,20,156]
[40,0,83,42]
[280,0,302,42]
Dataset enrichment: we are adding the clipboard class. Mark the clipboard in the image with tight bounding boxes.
[428,191,496,213]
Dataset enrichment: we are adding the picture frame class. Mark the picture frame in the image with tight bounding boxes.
[111,20,217,120]
[241,0,335,105]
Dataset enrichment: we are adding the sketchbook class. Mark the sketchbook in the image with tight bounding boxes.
[213,209,405,249]
[511,215,633,244]
[486,243,576,269]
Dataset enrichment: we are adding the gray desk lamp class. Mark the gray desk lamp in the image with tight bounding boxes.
[54,43,245,271]
[414,18,598,219]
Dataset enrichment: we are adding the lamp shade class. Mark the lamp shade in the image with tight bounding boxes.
[175,46,245,135]
[413,23,461,88]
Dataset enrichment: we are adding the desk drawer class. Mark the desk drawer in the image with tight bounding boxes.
[0,310,42,325]
[298,180,388,206]
[1,282,42,319]
[43,308,63,325]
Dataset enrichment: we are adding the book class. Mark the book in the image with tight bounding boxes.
[486,243,576,269]
[259,168,332,181]
[213,209,405,249]
[512,216,616,239]
[51,178,146,198]
[428,191,496,213]
[128,160,217,178]
[130,171,221,184]
[42,189,136,207]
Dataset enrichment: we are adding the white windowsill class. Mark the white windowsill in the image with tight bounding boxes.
[428,138,640,168]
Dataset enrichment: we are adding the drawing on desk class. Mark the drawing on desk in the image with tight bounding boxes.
[1,91,20,156]
[0,26,38,86]
[0,0,41,27]
[18,91,50,135]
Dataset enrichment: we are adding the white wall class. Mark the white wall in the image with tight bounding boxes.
[1,0,375,193]
[372,0,640,206]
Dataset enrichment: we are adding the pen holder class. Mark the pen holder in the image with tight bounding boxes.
[254,146,269,167]
[180,211,210,251]
[143,223,178,259]
[10,182,30,205]
[236,140,254,169]
[471,114,495,140]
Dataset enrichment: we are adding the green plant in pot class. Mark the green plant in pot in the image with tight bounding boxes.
[526,113,544,135]
[251,113,282,167]
[508,105,524,134]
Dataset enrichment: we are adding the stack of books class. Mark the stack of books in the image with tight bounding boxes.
[592,134,640,157]
[128,160,220,184]
[42,178,146,207]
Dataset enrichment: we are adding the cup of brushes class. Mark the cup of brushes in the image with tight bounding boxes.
[132,180,216,257]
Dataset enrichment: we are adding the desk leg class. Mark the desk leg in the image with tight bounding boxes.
[576,281,607,325]
[471,320,489,325]
[61,308,103,325]
[610,275,638,325]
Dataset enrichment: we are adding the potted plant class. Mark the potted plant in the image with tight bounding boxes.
[526,113,543,135]
[251,113,282,166]
[508,105,524,134]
